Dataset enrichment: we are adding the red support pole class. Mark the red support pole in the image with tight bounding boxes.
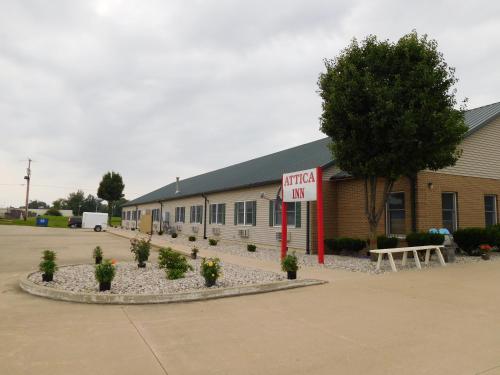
[316,167,324,264]
[281,200,288,260]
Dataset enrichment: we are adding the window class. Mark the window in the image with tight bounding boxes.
[271,200,299,227]
[126,211,131,220]
[442,192,458,232]
[235,201,256,225]
[485,195,498,226]
[175,207,185,223]
[131,211,137,221]
[387,192,406,235]
[209,203,225,224]
[152,209,160,222]
[190,205,203,223]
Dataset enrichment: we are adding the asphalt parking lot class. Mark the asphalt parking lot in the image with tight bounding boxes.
[1,225,500,375]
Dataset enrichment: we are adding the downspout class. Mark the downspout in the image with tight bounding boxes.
[410,174,418,233]
[201,194,208,239]
[306,201,310,254]
[159,201,163,233]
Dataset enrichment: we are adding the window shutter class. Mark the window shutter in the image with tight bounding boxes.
[269,200,274,226]
[222,204,226,225]
[234,203,238,225]
[189,206,193,223]
[295,202,301,228]
[252,200,257,226]
[209,205,212,224]
[200,206,203,224]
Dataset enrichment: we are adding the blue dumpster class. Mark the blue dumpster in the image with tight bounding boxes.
[36,217,49,227]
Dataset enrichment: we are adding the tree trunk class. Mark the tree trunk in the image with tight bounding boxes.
[364,176,395,250]
[107,202,113,225]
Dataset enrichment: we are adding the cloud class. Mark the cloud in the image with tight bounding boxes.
[0,0,498,206]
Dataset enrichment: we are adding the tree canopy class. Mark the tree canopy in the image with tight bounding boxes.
[318,31,468,246]
[97,171,125,223]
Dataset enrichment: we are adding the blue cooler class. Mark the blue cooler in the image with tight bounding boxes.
[36,217,49,227]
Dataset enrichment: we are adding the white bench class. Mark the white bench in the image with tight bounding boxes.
[370,245,446,272]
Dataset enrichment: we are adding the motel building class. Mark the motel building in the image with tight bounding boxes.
[122,102,500,253]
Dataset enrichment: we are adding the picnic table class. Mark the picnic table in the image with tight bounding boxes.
[370,245,446,272]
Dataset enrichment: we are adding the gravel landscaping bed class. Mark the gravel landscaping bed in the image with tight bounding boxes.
[28,260,285,294]
[157,233,500,274]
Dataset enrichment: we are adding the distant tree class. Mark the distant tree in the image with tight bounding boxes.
[52,198,69,210]
[28,200,49,209]
[113,197,128,217]
[318,31,468,248]
[97,171,125,224]
[45,208,62,216]
[66,190,86,216]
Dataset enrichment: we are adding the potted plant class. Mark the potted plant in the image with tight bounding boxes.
[130,237,151,268]
[191,247,199,259]
[158,248,193,279]
[95,259,116,291]
[158,230,164,236]
[200,257,221,287]
[171,232,178,238]
[188,235,196,242]
[39,250,58,282]
[281,252,299,279]
[247,244,256,252]
[93,246,103,264]
[480,244,492,260]
[208,238,218,246]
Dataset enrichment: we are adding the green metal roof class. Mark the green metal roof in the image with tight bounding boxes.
[123,137,333,207]
[124,102,500,207]
[464,101,500,136]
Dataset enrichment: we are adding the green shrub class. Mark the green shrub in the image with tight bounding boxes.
[377,235,398,249]
[188,236,196,242]
[247,244,256,252]
[45,208,62,216]
[453,227,500,255]
[95,260,116,283]
[93,246,103,259]
[42,250,56,261]
[158,247,193,279]
[200,257,221,286]
[39,250,58,276]
[406,232,445,247]
[158,230,164,235]
[325,238,366,255]
[171,232,178,238]
[281,252,299,272]
[130,238,151,265]
[208,238,218,246]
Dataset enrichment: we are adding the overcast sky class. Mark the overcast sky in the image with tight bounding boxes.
[1,0,499,207]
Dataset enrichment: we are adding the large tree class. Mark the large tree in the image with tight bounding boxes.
[318,32,468,248]
[28,200,49,209]
[97,171,125,224]
[66,190,86,216]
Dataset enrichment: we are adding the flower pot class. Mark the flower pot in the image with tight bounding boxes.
[138,262,146,268]
[95,257,102,264]
[42,273,53,282]
[191,253,197,259]
[287,271,297,280]
[99,281,111,291]
[481,253,490,260]
[205,279,216,287]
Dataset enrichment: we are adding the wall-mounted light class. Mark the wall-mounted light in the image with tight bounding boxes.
[427,182,434,190]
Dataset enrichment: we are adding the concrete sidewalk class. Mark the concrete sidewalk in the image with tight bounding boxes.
[1,225,500,375]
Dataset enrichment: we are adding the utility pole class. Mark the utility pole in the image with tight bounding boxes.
[23,158,32,221]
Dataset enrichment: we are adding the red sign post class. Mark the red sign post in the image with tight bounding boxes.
[281,166,325,264]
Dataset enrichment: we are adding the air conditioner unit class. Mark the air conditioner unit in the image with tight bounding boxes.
[275,232,291,242]
[212,227,221,236]
[176,224,183,231]
[192,226,199,233]
[238,229,250,238]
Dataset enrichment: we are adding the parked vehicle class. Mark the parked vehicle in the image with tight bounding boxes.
[82,212,108,232]
[67,216,82,228]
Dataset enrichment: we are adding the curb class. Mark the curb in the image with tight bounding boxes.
[19,270,327,305]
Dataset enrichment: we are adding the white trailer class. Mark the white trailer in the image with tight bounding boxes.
[82,212,108,232]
